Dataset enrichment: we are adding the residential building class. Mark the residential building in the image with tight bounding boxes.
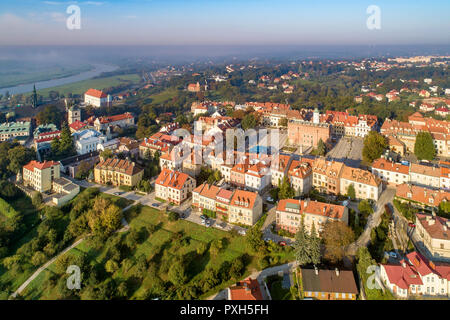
[155,169,196,205]
[287,160,312,196]
[227,278,263,300]
[270,154,293,187]
[301,267,358,300]
[94,158,144,187]
[229,189,263,226]
[139,132,181,158]
[410,163,441,189]
[372,158,410,186]
[244,161,271,193]
[415,214,450,261]
[380,251,450,298]
[93,112,135,132]
[340,166,382,201]
[395,184,450,210]
[192,183,220,213]
[23,160,60,192]
[288,114,331,149]
[276,198,348,235]
[311,158,345,195]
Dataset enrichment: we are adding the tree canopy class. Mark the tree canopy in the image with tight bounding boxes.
[362,131,387,164]
[414,131,436,160]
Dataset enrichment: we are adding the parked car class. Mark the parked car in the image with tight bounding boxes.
[205,220,212,227]
[200,215,208,221]
[408,223,416,228]
[278,241,287,246]
[238,229,246,236]
[264,237,272,242]
[389,252,398,258]
[151,203,159,208]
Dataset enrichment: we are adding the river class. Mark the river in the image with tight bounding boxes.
[0,63,119,96]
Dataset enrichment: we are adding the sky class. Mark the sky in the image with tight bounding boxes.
[0,0,449,46]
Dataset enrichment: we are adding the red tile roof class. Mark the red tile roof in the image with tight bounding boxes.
[23,160,59,172]
[228,278,263,300]
[85,88,107,99]
[155,169,191,190]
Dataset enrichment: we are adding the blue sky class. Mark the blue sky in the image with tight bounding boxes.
[0,0,449,45]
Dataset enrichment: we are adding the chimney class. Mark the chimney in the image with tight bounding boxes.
[335,268,340,277]
[429,218,436,226]
[314,266,318,275]
[401,261,406,268]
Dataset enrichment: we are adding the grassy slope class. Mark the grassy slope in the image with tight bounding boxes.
[22,205,295,300]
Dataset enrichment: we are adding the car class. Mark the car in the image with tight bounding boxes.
[278,241,287,246]
[205,220,212,227]
[408,223,416,228]
[151,203,159,207]
[200,215,208,221]
[238,229,246,236]
[264,237,272,242]
[389,252,398,258]
[216,222,226,229]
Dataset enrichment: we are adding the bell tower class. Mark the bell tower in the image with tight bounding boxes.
[68,106,81,125]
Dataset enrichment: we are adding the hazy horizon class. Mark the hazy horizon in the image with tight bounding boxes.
[0,0,449,47]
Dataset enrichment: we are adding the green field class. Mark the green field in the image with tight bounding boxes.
[21,204,295,300]
[32,73,141,97]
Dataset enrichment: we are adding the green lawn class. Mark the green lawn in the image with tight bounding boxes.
[21,204,295,300]
[31,73,141,97]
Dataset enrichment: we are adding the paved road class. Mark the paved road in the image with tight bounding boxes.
[347,187,396,256]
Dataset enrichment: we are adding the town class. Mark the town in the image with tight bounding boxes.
[0,52,449,302]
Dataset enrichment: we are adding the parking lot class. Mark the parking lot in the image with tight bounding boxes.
[327,136,364,168]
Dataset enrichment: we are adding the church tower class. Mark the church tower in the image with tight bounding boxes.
[313,107,320,124]
[68,106,81,125]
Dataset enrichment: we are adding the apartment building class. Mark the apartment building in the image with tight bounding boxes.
[23,160,60,192]
[229,189,263,226]
[244,161,271,193]
[410,163,441,189]
[415,213,450,261]
[270,154,293,187]
[371,158,410,186]
[155,169,196,205]
[312,158,345,195]
[340,166,382,201]
[287,160,312,196]
[94,158,144,187]
[192,183,220,213]
[275,198,348,235]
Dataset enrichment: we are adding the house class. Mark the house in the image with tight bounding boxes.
[379,251,450,298]
[139,133,181,158]
[117,137,140,157]
[435,106,449,117]
[93,112,134,132]
[72,129,107,155]
[69,120,88,133]
[301,267,358,300]
[415,214,450,261]
[387,135,406,156]
[339,166,382,201]
[187,82,201,92]
[227,278,263,300]
[23,160,60,192]
[371,158,409,186]
[155,169,196,205]
[84,88,112,107]
[419,90,431,98]
[276,198,348,235]
[229,189,263,226]
[94,158,144,187]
